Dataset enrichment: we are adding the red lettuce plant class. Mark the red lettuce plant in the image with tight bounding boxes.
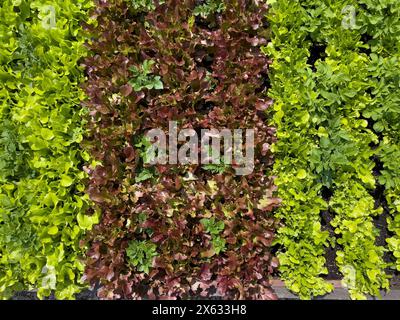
[82,0,279,299]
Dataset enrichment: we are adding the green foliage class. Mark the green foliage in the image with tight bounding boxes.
[0,121,29,180]
[201,217,224,235]
[127,0,164,12]
[193,0,226,18]
[330,181,389,299]
[128,60,164,92]
[356,0,400,272]
[265,0,396,299]
[210,236,226,255]
[265,0,334,299]
[134,136,158,182]
[0,0,96,299]
[202,146,229,174]
[201,218,226,254]
[126,240,158,274]
[135,168,156,183]
[202,164,228,174]
[378,141,400,265]
[134,135,154,164]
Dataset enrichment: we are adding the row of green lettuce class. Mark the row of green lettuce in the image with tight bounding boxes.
[265,0,400,299]
[369,1,400,273]
[0,0,98,299]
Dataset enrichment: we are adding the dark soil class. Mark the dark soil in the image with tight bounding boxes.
[320,208,341,280]
[307,42,327,71]
[11,289,99,300]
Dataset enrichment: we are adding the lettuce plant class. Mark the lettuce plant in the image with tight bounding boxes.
[126,240,158,274]
[265,0,396,299]
[0,0,97,299]
[82,0,279,300]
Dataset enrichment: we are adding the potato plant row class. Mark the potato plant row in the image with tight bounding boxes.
[265,0,399,299]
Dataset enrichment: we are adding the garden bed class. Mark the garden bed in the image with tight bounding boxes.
[1,0,399,301]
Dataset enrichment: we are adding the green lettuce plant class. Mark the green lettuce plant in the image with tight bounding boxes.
[126,240,158,274]
[128,60,164,92]
[193,0,226,18]
[201,218,226,254]
[265,0,396,299]
[0,0,97,299]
